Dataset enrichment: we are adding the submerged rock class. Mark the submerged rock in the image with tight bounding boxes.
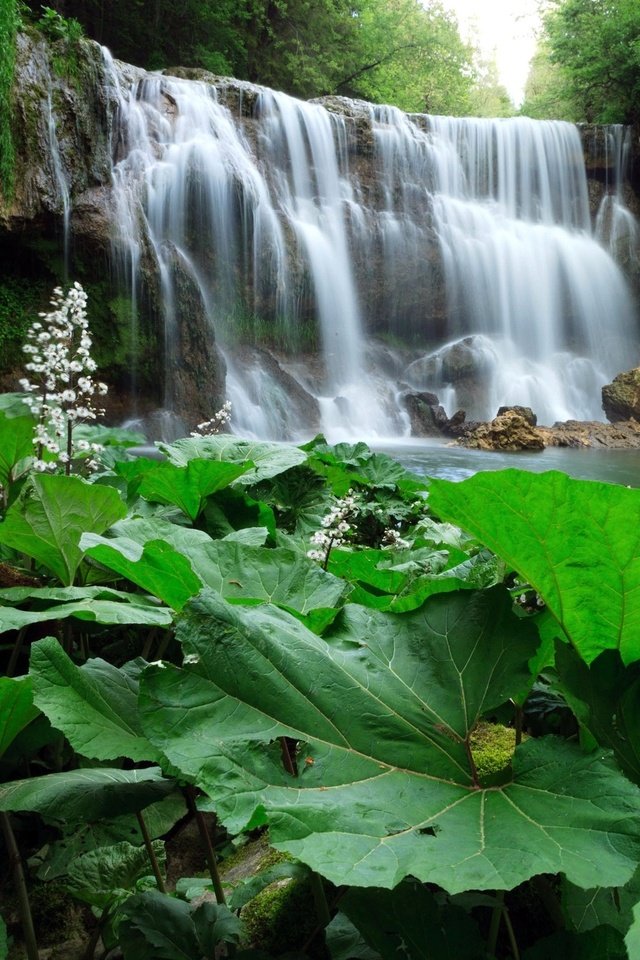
[602,368,640,422]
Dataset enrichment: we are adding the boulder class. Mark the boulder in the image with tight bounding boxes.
[401,390,448,436]
[462,411,546,452]
[496,405,537,426]
[602,368,640,422]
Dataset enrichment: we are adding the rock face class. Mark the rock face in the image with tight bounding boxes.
[602,368,640,422]
[2,31,640,437]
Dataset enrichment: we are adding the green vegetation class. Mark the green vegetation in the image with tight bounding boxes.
[522,0,640,122]
[21,0,511,115]
[0,0,19,202]
[2,375,640,955]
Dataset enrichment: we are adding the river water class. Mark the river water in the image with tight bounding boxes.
[377,439,640,487]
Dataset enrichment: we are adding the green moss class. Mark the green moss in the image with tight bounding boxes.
[0,0,19,202]
[0,276,50,370]
[469,721,520,786]
[241,875,316,954]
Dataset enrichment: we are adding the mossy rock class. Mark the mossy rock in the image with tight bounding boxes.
[241,874,316,954]
[470,721,521,787]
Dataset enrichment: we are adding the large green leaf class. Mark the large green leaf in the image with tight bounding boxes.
[118,891,242,960]
[428,470,640,664]
[556,644,640,785]
[562,866,640,936]
[339,881,487,960]
[0,676,38,758]
[0,596,172,632]
[178,540,351,614]
[66,840,166,909]
[81,533,202,610]
[138,459,252,521]
[36,792,187,881]
[0,474,126,584]
[0,767,173,820]
[140,590,640,893]
[30,638,161,763]
[84,522,349,615]
[626,903,640,959]
[328,546,498,612]
[523,927,627,960]
[159,434,307,485]
[0,412,33,489]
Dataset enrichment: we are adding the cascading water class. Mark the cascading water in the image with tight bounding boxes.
[99,57,639,438]
[45,91,71,279]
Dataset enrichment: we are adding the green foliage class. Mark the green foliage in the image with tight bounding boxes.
[0,278,49,368]
[338,881,488,959]
[0,0,19,202]
[5,424,640,957]
[141,588,640,893]
[118,891,242,960]
[0,473,126,584]
[0,765,173,820]
[428,469,640,664]
[37,5,85,80]
[25,0,479,114]
[66,839,165,910]
[520,42,581,121]
[30,637,162,762]
[537,0,640,123]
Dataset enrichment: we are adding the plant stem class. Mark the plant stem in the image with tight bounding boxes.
[514,703,524,746]
[0,811,39,960]
[141,627,159,660]
[135,810,166,893]
[487,890,504,957]
[184,787,226,905]
[464,737,481,788]
[502,900,520,960]
[66,417,72,475]
[280,736,297,776]
[82,906,110,960]
[6,626,26,677]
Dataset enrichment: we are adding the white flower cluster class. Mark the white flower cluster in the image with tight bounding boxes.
[381,527,410,549]
[19,282,108,472]
[190,400,232,437]
[308,491,358,564]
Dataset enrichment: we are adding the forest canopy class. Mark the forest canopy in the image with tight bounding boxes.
[522,0,640,123]
[21,0,512,116]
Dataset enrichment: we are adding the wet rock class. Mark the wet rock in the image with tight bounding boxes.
[602,367,640,422]
[541,419,640,448]
[163,244,226,426]
[462,411,546,452]
[401,390,448,436]
[496,405,537,426]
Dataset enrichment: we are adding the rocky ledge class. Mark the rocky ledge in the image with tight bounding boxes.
[403,374,640,450]
[460,412,640,451]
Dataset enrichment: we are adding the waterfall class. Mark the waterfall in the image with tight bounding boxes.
[101,60,639,438]
[45,91,71,279]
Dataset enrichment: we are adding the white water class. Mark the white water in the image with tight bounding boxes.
[45,91,71,279]
[99,59,639,438]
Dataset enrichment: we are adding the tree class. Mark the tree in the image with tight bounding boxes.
[541,0,640,123]
[22,0,478,115]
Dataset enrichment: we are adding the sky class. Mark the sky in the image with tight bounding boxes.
[441,0,542,106]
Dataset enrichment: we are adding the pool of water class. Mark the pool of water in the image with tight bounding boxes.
[373,438,640,487]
